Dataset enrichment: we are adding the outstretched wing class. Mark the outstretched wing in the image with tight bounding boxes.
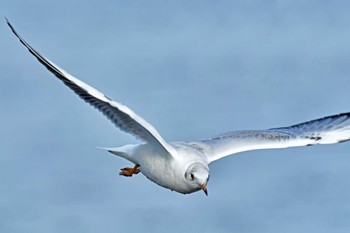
[191,113,350,163]
[7,19,177,157]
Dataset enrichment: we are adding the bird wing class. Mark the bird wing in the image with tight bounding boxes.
[7,19,177,157]
[186,113,350,163]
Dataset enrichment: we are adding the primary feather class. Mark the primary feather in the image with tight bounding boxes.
[6,19,177,157]
[188,113,350,163]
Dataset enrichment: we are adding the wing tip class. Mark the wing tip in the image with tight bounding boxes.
[5,17,14,32]
[5,17,17,36]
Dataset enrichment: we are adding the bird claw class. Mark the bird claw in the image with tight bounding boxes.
[119,165,140,177]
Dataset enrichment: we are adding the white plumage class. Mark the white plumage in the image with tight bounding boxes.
[7,19,350,195]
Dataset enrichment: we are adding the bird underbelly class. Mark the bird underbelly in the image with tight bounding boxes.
[138,158,194,194]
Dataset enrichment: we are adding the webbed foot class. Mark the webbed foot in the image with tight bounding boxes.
[119,164,140,177]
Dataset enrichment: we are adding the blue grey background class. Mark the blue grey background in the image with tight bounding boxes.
[2,1,350,232]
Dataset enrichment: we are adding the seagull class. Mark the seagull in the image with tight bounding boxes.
[7,19,350,196]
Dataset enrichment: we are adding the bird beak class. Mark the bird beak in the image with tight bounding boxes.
[200,184,208,196]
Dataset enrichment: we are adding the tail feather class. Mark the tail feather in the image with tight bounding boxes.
[97,144,139,164]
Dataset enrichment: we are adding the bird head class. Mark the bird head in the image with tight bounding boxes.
[185,162,210,196]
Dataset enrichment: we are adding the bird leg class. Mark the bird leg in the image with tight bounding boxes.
[119,164,140,177]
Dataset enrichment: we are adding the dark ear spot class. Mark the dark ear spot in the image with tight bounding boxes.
[190,173,195,180]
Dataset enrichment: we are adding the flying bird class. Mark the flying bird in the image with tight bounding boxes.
[7,19,350,196]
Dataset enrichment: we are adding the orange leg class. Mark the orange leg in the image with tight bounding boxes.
[119,164,140,177]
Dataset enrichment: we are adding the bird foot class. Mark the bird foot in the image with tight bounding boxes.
[119,164,140,177]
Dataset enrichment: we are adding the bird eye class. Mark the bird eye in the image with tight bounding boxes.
[190,173,195,180]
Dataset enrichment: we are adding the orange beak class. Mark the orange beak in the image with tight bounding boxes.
[200,184,208,196]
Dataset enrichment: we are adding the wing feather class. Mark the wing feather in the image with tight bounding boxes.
[193,113,350,163]
[7,19,176,156]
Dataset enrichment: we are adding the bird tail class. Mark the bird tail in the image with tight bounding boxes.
[97,144,139,164]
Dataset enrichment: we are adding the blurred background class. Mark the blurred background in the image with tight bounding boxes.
[2,1,350,232]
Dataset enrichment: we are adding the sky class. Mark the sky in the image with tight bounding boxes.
[2,1,350,232]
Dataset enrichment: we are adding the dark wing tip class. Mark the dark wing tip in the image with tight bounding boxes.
[5,18,28,49]
[5,18,16,34]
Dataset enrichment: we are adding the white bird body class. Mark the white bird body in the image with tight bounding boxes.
[106,143,209,194]
[7,19,350,195]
